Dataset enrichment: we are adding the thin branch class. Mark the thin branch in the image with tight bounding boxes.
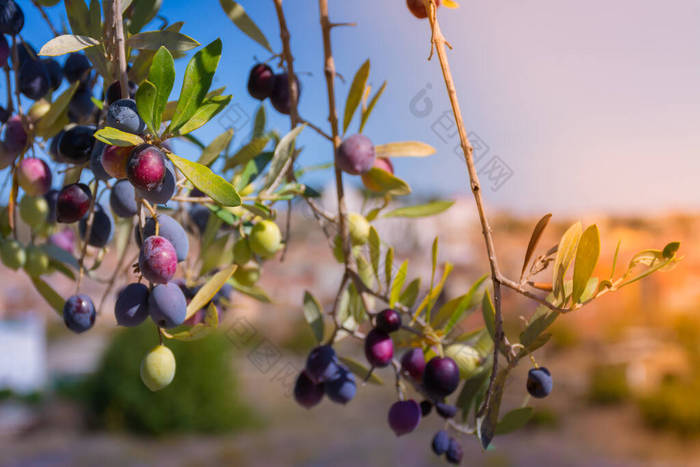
[112,0,129,99]
[76,181,100,290]
[272,0,302,260]
[298,115,333,141]
[318,0,351,268]
[272,0,300,128]
[422,0,504,419]
[31,0,59,37]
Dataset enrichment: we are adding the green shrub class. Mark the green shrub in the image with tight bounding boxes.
[82,324,257,436]
[587,363,630,405]
[638,378,700,435]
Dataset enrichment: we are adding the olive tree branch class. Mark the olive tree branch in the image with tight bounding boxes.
[318,0,354,279]
[421,0,505,419]
[110,0,129,99]
[31,0,59,37]
[272,0,309,261]
[272,0,300,128]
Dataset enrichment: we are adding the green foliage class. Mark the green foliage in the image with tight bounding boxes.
[360,168,411,196]
[168,39,223,135]
[93,127,145,146]
[359,81,386,133]
[552,221,582,301]
[146,46,175,132]
[383,200,455,218]
[167,153,241,206]
[219,0,272,52]
[343,60,370,134]
[83,325,256,435]
[303,291,324,343]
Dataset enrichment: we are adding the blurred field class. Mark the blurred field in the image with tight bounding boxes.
[2,199,700,466]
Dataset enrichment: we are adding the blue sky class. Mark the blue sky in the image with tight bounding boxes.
[20,0,700,215]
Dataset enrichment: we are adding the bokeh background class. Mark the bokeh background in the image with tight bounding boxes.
[1,1,699,466]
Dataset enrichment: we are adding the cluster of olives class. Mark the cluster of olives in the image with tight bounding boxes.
[247,62,300,115]
[294,304,553,465]
[0,0,289,392]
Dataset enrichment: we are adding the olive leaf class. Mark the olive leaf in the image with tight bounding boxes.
[127,30,200,53]
[359,81,386,134]
[303,291,325,343]
[148,46,175,133]
[219,0,272,52]
[167,152,241,206]
[389,260,408,307]
[93,127,145,147]
[176,95,232,136]
[185,265,236,320]
[383,200,454,218]
[38,34,99,56]
[31,277,65,317]
[361,168,411,196]
[165,302,219,341]
[168,39,222,134]
[135,80,157,135]
[343,59,370,134]
[224,136,270,170]
[375,141,436,157]
[571,225,600,304]
[199,129,234,166]
[520,213,552,281]
[338,356,383,385]
[552,221,582,301]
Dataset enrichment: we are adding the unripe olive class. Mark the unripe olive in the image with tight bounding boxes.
[233,263,261,287]
[233,237,252,266]
[19,195,48,227]
[1,240,26,270]
[140,345,176,391]
[24,245,50,277]
[249,220,282,258]
[444,344,481,379]
[348,213,370,246]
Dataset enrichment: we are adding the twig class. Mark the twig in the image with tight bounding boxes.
[318,0,351,269]
[272,0,302,261]
[97,219,135,314]
[76,181,100,290]
[298,115,333,141]
[112,0,129,99]
[4,65,12,113]
[421,0,504,419]
[31,0,59,37]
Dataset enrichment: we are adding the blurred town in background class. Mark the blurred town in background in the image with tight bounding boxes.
[1,188,699,466]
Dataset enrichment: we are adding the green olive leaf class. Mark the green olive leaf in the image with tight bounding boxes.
[383,200,454,218]
[93,127,145,147]
[571,225,600,304]
[168,39,222,134]
[167,152,241,206]
[343,59,370,134]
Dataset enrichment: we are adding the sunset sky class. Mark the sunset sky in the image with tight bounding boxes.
[22,1,700,215]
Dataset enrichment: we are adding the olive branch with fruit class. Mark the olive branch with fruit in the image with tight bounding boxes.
[0,0,682,464]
